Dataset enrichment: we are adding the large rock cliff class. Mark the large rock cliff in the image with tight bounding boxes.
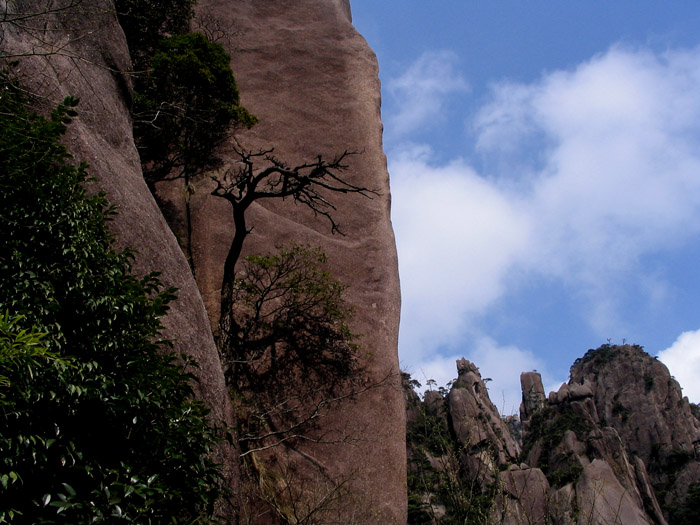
[569,345,700,520]
[156,1,405,522]
[3,0,405,522]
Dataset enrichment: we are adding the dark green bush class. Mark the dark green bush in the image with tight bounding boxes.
[114,0,196,64]
[133,32,256,185]
[521,406,591,482]
[669,482,700,525]
[0,70,225,523]
[227,245,361,450]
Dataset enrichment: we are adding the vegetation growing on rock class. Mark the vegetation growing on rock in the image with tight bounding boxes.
[133,32,257,187]
[0,70,225,523]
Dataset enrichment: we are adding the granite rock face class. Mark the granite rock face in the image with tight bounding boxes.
[4,0,404,521]
[405,349,692,524]
[516,345,700,523]
[520,371,547,432]
[153,1,405,522]
[524,404,665,524]
[450,359,521,468]
[406,361,523,522]
[570,345,700,517]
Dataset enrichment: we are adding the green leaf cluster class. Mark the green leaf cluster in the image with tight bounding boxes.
[669,482,700,525]
[133,32,257,185]
[228,245,360,440]
[520,406,591,486]
[405,389,498,524]
[0,70,225,523]
[114,0,197,64]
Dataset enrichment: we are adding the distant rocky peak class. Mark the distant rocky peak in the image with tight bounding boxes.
[519,370,546,432]
[569,344,700,516]
[449,359,521,466]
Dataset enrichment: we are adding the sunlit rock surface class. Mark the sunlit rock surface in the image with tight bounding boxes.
[154,0,406,521]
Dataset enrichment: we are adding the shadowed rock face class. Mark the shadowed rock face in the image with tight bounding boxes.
[153,0,405,521]
[1,0,239,514]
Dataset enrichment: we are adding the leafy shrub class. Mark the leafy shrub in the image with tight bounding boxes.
[612,400,630,422]
[0,70,225,523]
[114,0,197,63]
[670,482,700,525]
[133,32,256,185]
[521,406,591,482]
[644,372,655,393]
[548,459,584,488]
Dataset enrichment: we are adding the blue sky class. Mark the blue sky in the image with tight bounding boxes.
[351,1,700,413]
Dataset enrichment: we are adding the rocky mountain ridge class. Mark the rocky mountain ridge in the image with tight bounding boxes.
[406,345,700,524]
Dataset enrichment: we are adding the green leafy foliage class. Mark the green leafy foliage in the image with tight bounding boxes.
[644,372,655,393]
[521,406,591,486]
[133,32,257,185]
[225,245,362,447]
[404,382,499,524]
[669,482,700,525]
[0,70,225,523]
[0,313,66,403]
[407,406,451,458]
[114,0,197,64]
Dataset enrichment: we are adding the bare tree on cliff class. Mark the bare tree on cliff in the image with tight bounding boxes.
[211,146,375,364]
[210,148,383,520]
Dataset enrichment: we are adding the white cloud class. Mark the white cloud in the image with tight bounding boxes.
[657,330,700,403]
[390,45,700,402]
[475,47,700,278]
[390,145,530,361]
[386,51,469,137]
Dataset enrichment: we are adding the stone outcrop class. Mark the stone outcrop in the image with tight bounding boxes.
[515,347,676,524]
[406,360,523,522]
[513,345,700,523]
[570,344,700,518]
[405,347,698,524]
[491,465,550,525]
[520,371,547,432]
[520,388,663,524]
[450,359,520,468]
